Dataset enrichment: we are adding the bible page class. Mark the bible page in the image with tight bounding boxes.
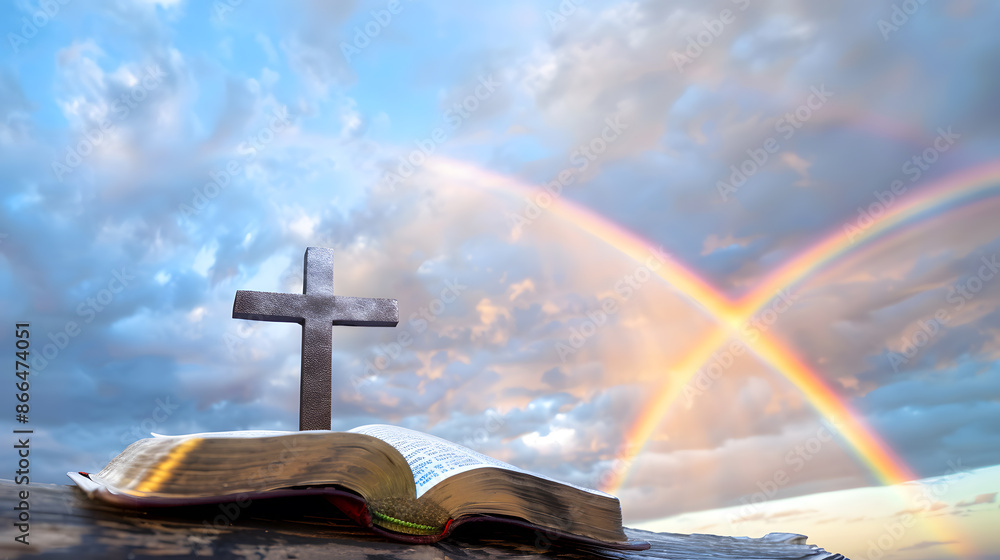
[349,424,612,499]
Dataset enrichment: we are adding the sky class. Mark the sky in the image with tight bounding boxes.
[1,1,999,558]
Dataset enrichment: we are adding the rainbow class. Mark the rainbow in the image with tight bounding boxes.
[614,160,1000,488]
[611,162,1000,559]
[424,156,1000,556]
[736,160,1000,312]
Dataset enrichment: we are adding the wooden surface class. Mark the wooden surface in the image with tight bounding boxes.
[0,481,847,559]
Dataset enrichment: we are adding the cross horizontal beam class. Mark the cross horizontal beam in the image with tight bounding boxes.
[232,247,398,430]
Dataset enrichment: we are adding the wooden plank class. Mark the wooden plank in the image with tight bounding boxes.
[0,481,846,559]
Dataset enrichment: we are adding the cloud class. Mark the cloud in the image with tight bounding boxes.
[955,492,997,508]
[701,233,759,256]
[898,540,959,552]
[255,32,279,64]
[277,1,359,95]
[2,3,1000,543]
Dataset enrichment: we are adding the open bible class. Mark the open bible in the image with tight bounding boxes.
[67,425,649,551]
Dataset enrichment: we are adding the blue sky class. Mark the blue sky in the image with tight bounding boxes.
[2,1,999,557]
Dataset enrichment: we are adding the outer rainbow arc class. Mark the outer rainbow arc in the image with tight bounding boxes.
[736,160,1000,314]
[794,198,1000,295]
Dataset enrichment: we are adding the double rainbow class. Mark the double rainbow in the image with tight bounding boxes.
[613,160,1000,494]
[425,157,1000,556]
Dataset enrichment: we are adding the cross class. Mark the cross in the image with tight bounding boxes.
[232,247,398,430]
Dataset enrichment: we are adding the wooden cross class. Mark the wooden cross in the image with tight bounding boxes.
[232,247,398,430]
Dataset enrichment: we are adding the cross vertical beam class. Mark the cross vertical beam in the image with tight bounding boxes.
[232,247,398,430]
